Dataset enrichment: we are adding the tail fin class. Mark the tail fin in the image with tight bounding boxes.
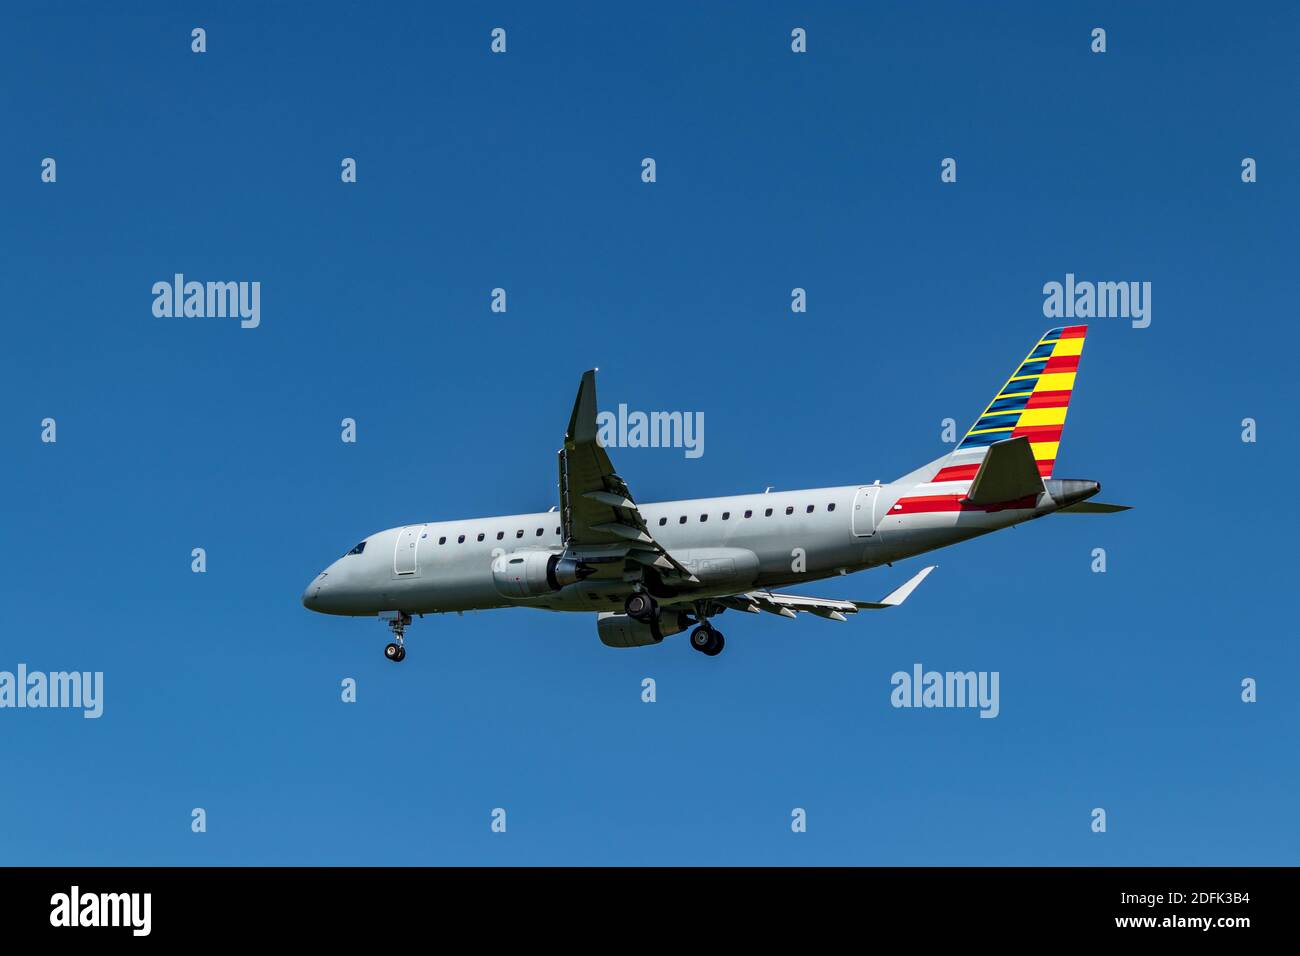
[927,326,1087,484]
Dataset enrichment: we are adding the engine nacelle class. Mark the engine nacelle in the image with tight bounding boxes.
[597,610,693,648]
[492,551,592,598]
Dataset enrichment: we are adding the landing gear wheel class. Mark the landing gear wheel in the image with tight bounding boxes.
[625,591,658,622]
[381,612,411,662]
[690,626,725,655]
[690,626,712,652]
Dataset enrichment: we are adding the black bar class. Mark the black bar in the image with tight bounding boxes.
[0,867,1284,941]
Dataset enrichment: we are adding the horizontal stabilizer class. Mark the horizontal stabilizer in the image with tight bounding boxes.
[964,437,1044,505]
[1059,501,1132,514]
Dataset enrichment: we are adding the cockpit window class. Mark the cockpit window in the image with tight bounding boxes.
[346,541,366,555]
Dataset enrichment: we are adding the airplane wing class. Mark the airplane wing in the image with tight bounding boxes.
[558,370,699,583]
[717,566,936,621]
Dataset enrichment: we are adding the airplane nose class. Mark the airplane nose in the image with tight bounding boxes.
[302,576,325,610]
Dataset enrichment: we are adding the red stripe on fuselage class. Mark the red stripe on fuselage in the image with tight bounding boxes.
[889,493,1041,515]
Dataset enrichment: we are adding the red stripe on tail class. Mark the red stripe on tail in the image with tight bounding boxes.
[1012,424,1063,443]
[931,464,981,482]
[1025,390,1072,408]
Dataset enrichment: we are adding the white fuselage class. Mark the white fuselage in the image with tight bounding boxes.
[300,477,1079,618]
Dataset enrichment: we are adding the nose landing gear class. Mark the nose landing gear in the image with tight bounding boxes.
[380,611,411,663]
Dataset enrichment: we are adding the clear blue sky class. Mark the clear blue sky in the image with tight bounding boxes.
[2,2,1296,865]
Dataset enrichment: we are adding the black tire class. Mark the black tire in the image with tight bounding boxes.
[394,646,406,662]
[625,592,656,622]
[705,632,725,657]
[385,642,401,661]
[689,626,713,652]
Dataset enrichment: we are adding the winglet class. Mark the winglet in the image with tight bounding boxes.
[566,369,599,445]
[853,566,936,609]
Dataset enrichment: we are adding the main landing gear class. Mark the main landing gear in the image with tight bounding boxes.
[382,612,411,663]
[689,623,725,657]
[630,588,726,656]
[625,590,658,623]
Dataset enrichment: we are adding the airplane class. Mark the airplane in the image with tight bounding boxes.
[302,325,1128,661]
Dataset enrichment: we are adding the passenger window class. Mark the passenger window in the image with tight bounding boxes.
[477,533,485,542]
[457,535,465,544]
[516,530,524,538]
[828,503,836,512]
[765,508,773,517]
[806,505,814,514]
[496,531,504,540]
[536,528,543,536]
[659,517,667,526]
[679,516,687,524]
[700,514,707,522]
[555,527,561,534]
[722,512,730,520]
[744,510,752,518]
[786,506,794,515]
[438,537,446,545]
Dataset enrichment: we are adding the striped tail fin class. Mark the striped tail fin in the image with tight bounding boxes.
[932,325,1087,483]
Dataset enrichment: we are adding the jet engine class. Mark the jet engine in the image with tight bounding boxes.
[491,551,593,597]
[597,610,693,648]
